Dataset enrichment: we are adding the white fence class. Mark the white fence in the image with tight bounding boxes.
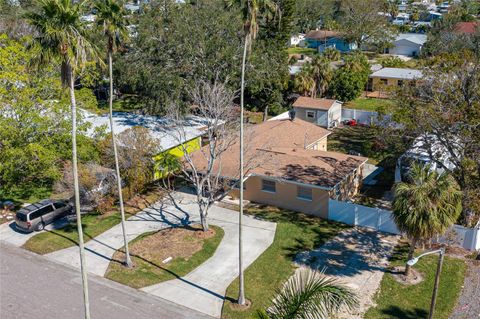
[341,108,394,127]
[328,199,480,251]
[328,199,400,235]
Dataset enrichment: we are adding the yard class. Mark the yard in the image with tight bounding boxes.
[344,97,396,112]
[105,225,224,288]
[364,243,466,319]
[22,189,163,255]
[222,205,348,319]
[287,47,317,56]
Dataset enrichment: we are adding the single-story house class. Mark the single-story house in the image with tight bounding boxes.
[387,33,427,57]
[190,117,367,219]
[367,67,423,91]
[82,110,208,179]
[292,96,342,128]
[290,34,305,47]
[304,30,357,53]
[455,22,479,34]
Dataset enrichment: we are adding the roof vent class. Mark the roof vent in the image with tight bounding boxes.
[288,109,296,121]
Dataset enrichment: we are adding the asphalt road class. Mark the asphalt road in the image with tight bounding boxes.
[0,242,213,319]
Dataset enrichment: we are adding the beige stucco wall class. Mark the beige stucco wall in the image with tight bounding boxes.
[307,137,328,151]
[230,176,330,219]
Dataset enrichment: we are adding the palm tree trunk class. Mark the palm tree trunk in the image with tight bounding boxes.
[108,50,132,268]
[237,34,248,306]
[68,63,91,319]
[405,237,417,277]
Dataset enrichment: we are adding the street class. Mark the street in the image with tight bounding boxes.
[0,242,213,319]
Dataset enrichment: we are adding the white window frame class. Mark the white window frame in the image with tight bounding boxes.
[297,186,313,201]
[306,110,316,119]
[261,179,276,193]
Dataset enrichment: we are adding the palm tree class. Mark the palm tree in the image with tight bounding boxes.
[323,47,340,62]
[26,0,98,318]
[310,55,333,98]
[226,0,280,306]
[258,268,358,319]
[393,163,462,276]
[294,67,315,97]
[94,0,132,268]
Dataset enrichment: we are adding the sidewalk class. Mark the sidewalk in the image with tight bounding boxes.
[45,193,276,318]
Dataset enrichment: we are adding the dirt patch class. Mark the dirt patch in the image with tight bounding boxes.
[115,224,215,265]
[390,266,424,285]
[228,299,252,311]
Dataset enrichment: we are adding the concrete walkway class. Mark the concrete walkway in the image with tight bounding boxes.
[295,227,399,319]
[44,193,276,318]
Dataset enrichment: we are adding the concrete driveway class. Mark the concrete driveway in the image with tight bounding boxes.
[44,193,276,318]
[0,218,68,247]
[295,227,399,319]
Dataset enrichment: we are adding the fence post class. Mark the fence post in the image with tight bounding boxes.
[377,209,381,231]
[354,206,358,226]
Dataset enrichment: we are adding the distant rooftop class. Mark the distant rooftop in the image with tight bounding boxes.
[82,110,208,152]
[305,30,341,40]
[370,67,423,80]
[455,22,479,34]
[395,33,427,45]
[293,96,339,111]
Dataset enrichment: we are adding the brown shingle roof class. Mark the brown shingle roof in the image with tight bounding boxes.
[305,30,341,40]
[293,96,338,111]
[189,119,367,189]
[455,22,479,34]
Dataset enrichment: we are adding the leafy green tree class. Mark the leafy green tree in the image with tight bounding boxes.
[322,46,340,61]
[393,164,462,276]
[331,52,370,101]
[294,0,339,33]
[94,0,133,268]
[338,0,396,50]
[26,1,99,317]
[258,268,358,319]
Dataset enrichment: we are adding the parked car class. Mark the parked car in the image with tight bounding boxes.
[15,199,72,232]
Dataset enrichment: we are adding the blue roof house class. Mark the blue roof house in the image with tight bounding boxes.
[304,30,357,53]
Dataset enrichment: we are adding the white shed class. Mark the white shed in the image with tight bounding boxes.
[389,33,427,57]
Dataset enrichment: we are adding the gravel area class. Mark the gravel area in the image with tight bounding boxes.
[449,259,480,319]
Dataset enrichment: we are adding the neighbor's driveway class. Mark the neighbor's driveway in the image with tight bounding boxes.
[295,227,399,319]
[0,218,68,247]
[45,192,276,318]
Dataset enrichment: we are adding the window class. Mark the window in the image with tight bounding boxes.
[54,202,66,209]
[261,179,276,193]
[297,186,313,201]
[30,205,54,220]
[380,78,388,86]
[397,80,404,87]
[306,111,315,119]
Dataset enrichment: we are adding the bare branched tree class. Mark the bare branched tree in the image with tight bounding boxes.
[163,80,240,231]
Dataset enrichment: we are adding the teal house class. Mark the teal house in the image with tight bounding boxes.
[304,30,357,53]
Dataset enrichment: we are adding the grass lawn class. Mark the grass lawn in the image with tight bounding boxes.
[22,212,124,255]
[344,98,396,112]
[22,188,163,255]
[287,47,317,56]
[222,205,348,319]
[105,225,224,288]
[364,243,466,319]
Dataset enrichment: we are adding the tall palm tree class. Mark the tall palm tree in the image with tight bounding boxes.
[26,0,98,318]
[94,0,132,268]
[393,163,462,276]
[294,67,315,97]
[259,268,358,319]
[310,55,333,98]
[226,0,279,305]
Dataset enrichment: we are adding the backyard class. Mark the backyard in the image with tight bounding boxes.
[222,205,348,319]
[364,243,466,319]
[344,97,396,112]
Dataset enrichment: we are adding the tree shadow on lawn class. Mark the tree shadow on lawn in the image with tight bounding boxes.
[381,305,428,319]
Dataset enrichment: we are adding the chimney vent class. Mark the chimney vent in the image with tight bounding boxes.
[288,109,296,121]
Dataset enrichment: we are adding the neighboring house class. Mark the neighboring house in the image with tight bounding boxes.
[82,110,207,179]
[392,13,410,25]
[190,117,367,219]
[367,67,423,92]
[454,22,479,34]
[304,30,357,53]
[290,34,305,47]
[292,96,342,128]
[388,33,427,57]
